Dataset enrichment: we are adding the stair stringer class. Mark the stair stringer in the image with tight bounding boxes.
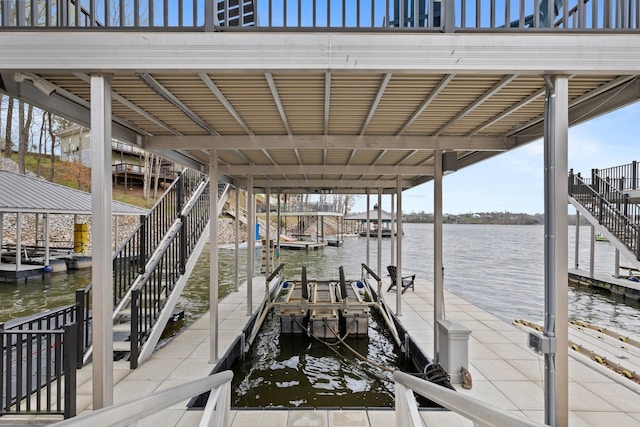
[569,197,640,272]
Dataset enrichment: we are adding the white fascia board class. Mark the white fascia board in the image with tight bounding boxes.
[2,33,640,74]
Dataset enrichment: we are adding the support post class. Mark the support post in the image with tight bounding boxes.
[590,226,595,278]
[209,150,219,363]
[247,176,255,316]
[366,189,370,268]
[434,150,444,360]
[44,213,50,268]
[276,193,281,265]
[90,73,113,410]
[542,74,569,427]
[234,187,240,292]
[377,188,382,279]
[396,175,403,316]
[390,194,395,265]
[0,213,3,260]
[265,187,271,277]
[16,213,21,272]
[615,249,620,278]
[574,211,580,269]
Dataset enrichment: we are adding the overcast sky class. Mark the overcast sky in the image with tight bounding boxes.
[351,101,640,215]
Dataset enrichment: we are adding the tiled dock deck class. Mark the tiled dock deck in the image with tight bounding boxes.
[13,276,640,426]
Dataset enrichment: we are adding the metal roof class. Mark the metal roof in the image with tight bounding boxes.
[346,209,394,222]
[0,171,148,216]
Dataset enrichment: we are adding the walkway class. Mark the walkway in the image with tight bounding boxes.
[11,276,640,426]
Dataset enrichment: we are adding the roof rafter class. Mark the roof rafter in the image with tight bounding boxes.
[397,74,455,136]
[199,72,254,136]
[265,72,292,136]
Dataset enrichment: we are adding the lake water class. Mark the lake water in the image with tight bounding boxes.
[2,224,639,335]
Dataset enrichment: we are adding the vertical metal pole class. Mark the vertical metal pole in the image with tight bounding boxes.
[590,226,595,278]
[234,188,239,292]
[247,176,255,316]
[390,194,395,265]
[396,175,403,316]
[434,150,444,360]
[377,188,382,279]
[63,324,77,419]
[366,189,370,268]
[276,193,281,265]
[543,74,569,427]
[90,73,113,410]
[615,249,620,277]
[44,213,50,268]
[0,213,3,260]
[574,211,580,269]
[209,150,219,363]
[16,213,21,272]
[265,187,271,277]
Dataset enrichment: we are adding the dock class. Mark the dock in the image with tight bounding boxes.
[569,268,640,301]
[14,276,639,426]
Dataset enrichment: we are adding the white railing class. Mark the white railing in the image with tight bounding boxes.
[54,371,233,427]
[394,371,546,427]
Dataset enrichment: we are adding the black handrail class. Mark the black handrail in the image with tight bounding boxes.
[361,263,381,283]
[569,172,640,260]
[266,263,285,283]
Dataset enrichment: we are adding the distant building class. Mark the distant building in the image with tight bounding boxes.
[56,124,180,187]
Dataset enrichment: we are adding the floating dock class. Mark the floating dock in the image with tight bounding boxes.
[569,268,640,301]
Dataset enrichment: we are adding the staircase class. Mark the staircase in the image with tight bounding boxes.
[84,170,230,368]
[568,167,640,269]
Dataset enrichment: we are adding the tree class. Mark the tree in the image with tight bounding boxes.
[47,112,56,181]
[4,96,14,158]
[18,100,33,174]
[36,110,46,176]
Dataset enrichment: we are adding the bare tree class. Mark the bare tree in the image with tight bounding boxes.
[18,100,33,174]
[36,110,46,176]
[4,96,14,158]
[153,155,161,199]
[47,112,56,181]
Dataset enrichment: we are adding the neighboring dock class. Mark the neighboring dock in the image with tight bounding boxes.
[569,268,640,301]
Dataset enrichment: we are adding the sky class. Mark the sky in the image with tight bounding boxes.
[351,101,640,215]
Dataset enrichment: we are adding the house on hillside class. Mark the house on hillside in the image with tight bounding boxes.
[57,124,181,188]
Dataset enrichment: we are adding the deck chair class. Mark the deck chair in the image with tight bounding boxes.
[387,265,415,294]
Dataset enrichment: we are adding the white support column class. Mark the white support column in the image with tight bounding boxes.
[543,74,569,427]
[0,213,3,259]
[276,193,281,265]
[16,213,22,272]
[390,194,395,265]
[265,187,271,277]
[434,150,444,360]
[377,188,382,279]
[90,73,113,410]
[234,188,240,292]
[590,225,595,278]
[396,175,403,316]
[247,176,255,316]
[209,150,219,363]
[574,211,580,269]
[44,213,50,268]
[366,190,370,268]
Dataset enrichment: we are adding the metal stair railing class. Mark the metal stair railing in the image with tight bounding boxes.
[129,178,211,368]
[569,171,640,260]
[592,161,639,193]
